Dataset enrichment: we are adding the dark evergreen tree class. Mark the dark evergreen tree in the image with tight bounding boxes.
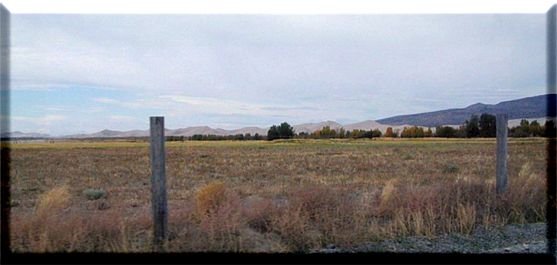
[435,126,457,138]
[479,113,496,137]
[268,122,294,140]
[277,122,294,139]
[465,115,480,138]
[267,125,280,141]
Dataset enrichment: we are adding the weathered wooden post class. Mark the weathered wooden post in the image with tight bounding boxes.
[496,113,508,194]
[150,116,168,251]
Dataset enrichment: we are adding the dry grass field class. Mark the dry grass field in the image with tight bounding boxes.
[6,138,547,252]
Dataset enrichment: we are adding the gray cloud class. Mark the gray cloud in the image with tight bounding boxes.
[10,14,546,133]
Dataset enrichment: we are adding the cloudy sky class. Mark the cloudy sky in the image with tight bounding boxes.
[10,14,545,135]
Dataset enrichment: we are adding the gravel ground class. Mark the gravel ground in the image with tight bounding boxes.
[314,223,549,254]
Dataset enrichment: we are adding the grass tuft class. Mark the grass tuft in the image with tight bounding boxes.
[35,185,71,218]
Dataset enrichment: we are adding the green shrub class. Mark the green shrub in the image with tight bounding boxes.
[83,188,107,200]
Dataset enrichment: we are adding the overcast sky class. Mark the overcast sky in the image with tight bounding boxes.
[10,14,546,135]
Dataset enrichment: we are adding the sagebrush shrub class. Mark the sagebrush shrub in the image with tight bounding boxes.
[196,181,226,216]
[83,188,107,200]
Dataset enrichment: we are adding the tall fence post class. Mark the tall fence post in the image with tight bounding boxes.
[150,116,168,251]
[496,113,508,194]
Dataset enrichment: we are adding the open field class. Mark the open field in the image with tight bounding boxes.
[7,138,548,252]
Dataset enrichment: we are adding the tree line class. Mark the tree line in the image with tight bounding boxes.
[433,114,556,138]
[265,114,556,140]
[166,114,556,141]
[266,123,384,140]
[166,133,264,141]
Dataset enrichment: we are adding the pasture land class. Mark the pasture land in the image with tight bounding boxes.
[7,138,547,252]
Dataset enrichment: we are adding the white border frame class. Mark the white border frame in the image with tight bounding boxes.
[1,0,556,14]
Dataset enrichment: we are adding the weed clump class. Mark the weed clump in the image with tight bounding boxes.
[83,188,107,200]
[196,181,227,216]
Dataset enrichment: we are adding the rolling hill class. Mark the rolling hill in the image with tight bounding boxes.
[377,94,554,127]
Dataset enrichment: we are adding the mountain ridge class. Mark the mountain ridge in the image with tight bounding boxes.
[377,94,554,127]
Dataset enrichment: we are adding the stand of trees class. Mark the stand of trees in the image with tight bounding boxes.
[434,126,460,138]
[168,133,265,141]
[433,114,492,138]
[384,127,398,137]
[434,114,556,138]
[399,126,433,138]
[479,113,496,137]
[167,115,556,141]
[295,126,381,139]
[267,122,295,140]
[509,119,544,137]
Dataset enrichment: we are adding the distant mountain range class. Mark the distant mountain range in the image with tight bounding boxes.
[54,121,415,139]
[2,94,553,139]
[3,131,51,138]
[377,94,554,127]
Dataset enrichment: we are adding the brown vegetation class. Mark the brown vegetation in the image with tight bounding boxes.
[8,138,547,252]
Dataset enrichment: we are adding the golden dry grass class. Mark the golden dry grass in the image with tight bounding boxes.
[7,137,548,252]
[196,181,227,217]
[35,185,71,218]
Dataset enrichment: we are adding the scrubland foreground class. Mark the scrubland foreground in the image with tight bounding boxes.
[6,138,547,252]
